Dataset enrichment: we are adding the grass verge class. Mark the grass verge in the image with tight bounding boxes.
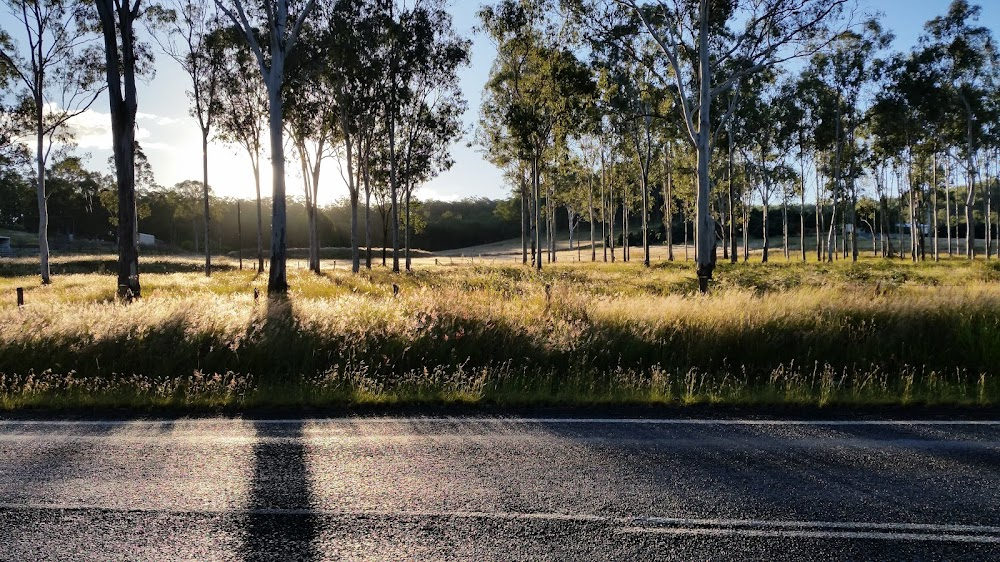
[2,255,999,411]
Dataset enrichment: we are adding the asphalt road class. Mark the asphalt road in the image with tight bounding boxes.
[1,417,999,561]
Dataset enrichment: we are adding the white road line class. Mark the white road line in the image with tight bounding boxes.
[1,503,997,543]
[618,527,1000,544]
[637,516,1000,535]
[0,418,999,427]
[0,434,996,450]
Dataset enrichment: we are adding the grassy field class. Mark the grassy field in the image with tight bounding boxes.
[2,252,1000,411]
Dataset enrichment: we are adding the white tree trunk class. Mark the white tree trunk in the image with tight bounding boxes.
[266,78,289,291]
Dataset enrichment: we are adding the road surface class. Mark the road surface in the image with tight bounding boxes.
[1,417,999,560]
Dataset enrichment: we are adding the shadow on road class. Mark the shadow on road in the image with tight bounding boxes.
[241,420,319,561]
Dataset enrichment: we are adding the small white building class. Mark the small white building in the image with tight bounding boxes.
[138,233,156,247]
[0,236,11,257]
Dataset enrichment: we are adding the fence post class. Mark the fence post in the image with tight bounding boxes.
[16,287,24,307]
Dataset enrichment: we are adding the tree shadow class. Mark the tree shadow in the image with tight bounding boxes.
[241,420,319,561]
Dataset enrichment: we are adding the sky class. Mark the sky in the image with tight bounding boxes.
[4,1,1000,205]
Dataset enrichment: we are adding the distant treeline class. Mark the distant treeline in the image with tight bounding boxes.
[0,162,520,253]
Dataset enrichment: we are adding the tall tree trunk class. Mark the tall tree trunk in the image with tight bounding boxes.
[782,194,789,260]
[850,176,858,262]
[816,164,823,261]
[694,0,715,293]
[363,147,372,269]
[800,133,806,262]
[533,155,542,271]
[908,149,918,262]
[521,173,529,265]
[897,171,906,260]
[622,184,629,262]
[879,196,892,258]
[567,207,574,255]
[237,200,242,269]
[382,223,388,266]
[990,151,1000,259]
[202,130,211,276]
[338,102,359,273]
[266,80,289,290]
[405,184,412,271]
[965,109,976,260]
[389,115,399,273]
[608,169,615,263]
[933,152,939,261]
[549,183,556,263]
[36,98,51,285]
[663,145,674,262]
[762,201,770,263]
[297,141,316,274]
[684,216,689,262]
[588,174,596,262]
[729,128,737,263]
[529,180,537,268]
[97,0,141,299]
[983,158,991,260]
[828,101,842,263]
[641,179,650,266]
[600,150,608,262]
[311,170,321,274]
[253,162,264,273]
[946,155,953,256]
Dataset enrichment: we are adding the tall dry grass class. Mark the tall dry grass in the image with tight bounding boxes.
[1,255,998,409]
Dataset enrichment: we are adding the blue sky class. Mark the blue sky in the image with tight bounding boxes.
[3,1,999,204]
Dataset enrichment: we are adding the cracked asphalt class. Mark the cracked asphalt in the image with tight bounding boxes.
[1,418,999,561]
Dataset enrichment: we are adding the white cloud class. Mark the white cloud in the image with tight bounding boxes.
[61,108,112,148]
[62,108,171,150]
[414,186,466,203]
[137,112,184,127]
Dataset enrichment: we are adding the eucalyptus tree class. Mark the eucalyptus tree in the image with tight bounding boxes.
[215,25,267,272]
[479,118,531,263]
[285,18,340,274]
[612,58,661,266]
[735,75,795,263]
[148,0,224,276]
[870,67,921,261]
[778,76,814,261]
[804,21,891,262]
[585,10,666,267]
[794,65,838,261]
[1,0,104,284]
[921,0,996,259]
[95,0,151,299]
[323,0,379,272]
[392,0,469,271]
[479,0,550,269]
[896,47,951,261]
[660,137,677,261]
[577,133,603,261]
[600,0,849,291]
[215,0,318,292]
[479,0,594,270]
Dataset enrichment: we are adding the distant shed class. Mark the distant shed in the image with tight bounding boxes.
[139,233,156,247]
[0,236,11,257]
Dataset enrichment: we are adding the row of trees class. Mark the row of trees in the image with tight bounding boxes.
[480,0,1000,291]
[0,152,520,255]
[1,0,469,295]
[4,0,999,294]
